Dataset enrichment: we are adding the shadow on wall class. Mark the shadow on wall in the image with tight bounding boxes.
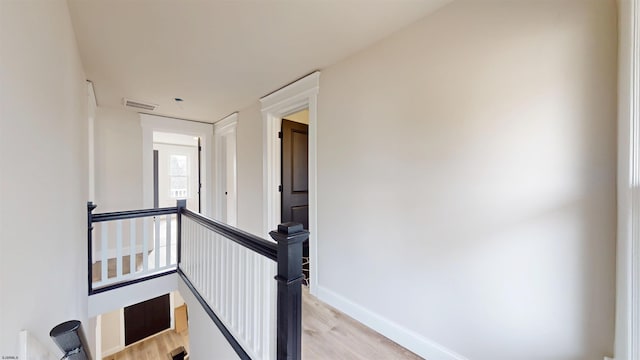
[315,0,617,359]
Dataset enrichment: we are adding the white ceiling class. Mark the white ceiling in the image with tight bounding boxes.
[67,0,449,123]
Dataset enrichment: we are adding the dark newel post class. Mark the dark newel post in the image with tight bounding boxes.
[270,222,308,360]
[176,200,187,265]
[87,202,97,295]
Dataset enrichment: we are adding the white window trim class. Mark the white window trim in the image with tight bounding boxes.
[260,71,320,295]
[214,112,239,225]
[617,1,640,359]
[140,114,214,217]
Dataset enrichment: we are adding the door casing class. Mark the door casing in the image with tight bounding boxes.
[260,71,320,295]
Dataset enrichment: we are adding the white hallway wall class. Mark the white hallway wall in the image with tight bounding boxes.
[94,106,144,212]
[0,0,91,357]
[317,1,617,359]
[236,0,618,359]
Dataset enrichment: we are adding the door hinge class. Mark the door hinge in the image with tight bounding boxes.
[278,185,283,192]
[278,131,282,139]
[198,145,202,151]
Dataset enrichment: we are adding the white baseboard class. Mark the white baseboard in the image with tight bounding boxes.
[316,285,467,360]
[102,344,125,357]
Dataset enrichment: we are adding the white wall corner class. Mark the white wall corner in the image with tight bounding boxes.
[316,286,468,360]
[214,112,239,131]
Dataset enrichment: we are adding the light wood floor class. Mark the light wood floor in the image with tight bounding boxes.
[102,289,420,360]
[103,329,189,360]
[301,288,422,360]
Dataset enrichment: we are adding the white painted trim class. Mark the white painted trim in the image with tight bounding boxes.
[170,291,176,330]
[316,286,468,360]
[617,1,640,360]
[119,308,125,350]
[95,314,102,360]
[88,81,97,202]
[19,330,53,360]
[260,71,320,295]
[140,114,214,217]
[214,113,239,225]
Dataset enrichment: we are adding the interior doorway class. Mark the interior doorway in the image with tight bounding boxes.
[214,113,238,226]
[153,132,200,212]
[140,113,214,217]
[281,109,310,285]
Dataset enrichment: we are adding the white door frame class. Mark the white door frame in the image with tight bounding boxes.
[214,113,239,226]
[616,1,640,359]
[140,114,214,217]
[260,71,320,295]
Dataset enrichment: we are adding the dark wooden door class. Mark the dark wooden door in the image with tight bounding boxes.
[124,294,170,346]
[281,119,309,229]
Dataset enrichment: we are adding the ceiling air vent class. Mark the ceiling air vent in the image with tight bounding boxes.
[123,98,158,111]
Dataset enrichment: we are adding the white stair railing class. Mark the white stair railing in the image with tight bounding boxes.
[180,214,277,360]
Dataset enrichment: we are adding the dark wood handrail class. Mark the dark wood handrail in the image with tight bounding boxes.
[181,208,278,262]
[91,206,178,222]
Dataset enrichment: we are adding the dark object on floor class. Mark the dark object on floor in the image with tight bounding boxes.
[168,346,188,360]
[50,320,91,360]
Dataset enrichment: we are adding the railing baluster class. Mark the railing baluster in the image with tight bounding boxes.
[231,241,237,331]
[252,252,259,351]
[143,217,149,272]
[210,231,215,305]
[239,245,245,339]
[189,220,193,281]
[220,236,226,318]
[252,253,258,347]
[166,214,172,268]
[154,217,160,270]
[216,232,222,311]
[101,223,108,281]
[116,221,123,278]
[198,225,203,292]
[129,218,136,275]
[197,225,202,292]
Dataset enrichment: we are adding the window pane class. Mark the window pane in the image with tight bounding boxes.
[170,155,188,176]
